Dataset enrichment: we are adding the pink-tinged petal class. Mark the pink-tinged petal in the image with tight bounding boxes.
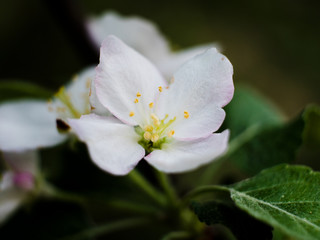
[68,114,145,175]
[0,100,67,152]
[87,11,170,65]
[95,35,167,126]
[145,130,229,173]
[0,188,25,225]
[2,150,39,175]
[156,48,234,139]
[157,43,221,79]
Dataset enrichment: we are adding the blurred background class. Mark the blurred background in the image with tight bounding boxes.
[0,0,319,118]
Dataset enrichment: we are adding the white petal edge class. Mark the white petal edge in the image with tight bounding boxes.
[157,43,222,79]
[0,100,67,152]
[2,150,39,175]
[87,11,170,64]
[0,188,26,225]
[145,130,229,173]
[68,114,145,175]
[95,35,167,126]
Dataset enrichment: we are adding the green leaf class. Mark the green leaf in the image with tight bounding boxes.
[229,164,320,240]
[224,86,284,140]
[228,112,304,175]
[0,80,53,102]
[227,104,320,176]
[189,165,320,240]
[191,200,273,240]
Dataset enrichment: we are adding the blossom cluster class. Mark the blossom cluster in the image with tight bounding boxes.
[0,12,233,224]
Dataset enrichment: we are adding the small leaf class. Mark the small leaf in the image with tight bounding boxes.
[229,164,320,240]
[191,200,273,240]
[0,80,53,102]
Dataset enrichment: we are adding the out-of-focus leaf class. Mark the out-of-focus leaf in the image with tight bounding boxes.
[228,104,319,175]
[302,104,320,147]
[189,164,320,240]
[228,111,304,175]
[0,199,93,240]
[224,86,284,140]
[191,200,273,240]
[0,80,53,102]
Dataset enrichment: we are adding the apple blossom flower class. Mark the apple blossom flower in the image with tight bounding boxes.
[69,36,233,175]
[87,11,220,79]
[0,151,38,224]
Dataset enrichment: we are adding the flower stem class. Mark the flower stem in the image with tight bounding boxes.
[60,217,149,240]
[182,185,230,206]
[154,169,179,207]
[128,169,166,207]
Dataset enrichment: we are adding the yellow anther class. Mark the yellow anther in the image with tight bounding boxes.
[143,131,152,141]
[168,130,175,137]
[151,134,159,143]
[151,113,159,121]
[158,86,163,92]
[134,98,139,103]
[129,111,135,117]
[184,111,190,119]
[136,92,141,97]
[91,106,96,110]
[144,125,153,132]
[154,120,161,127]
[149,102,154,108]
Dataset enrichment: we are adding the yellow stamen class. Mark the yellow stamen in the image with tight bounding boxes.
[136,92,141,97]
[144,131,152,141]
[184,111,190,119]
[149,102,154,108]
[151,134,159,143]
[158,86,163,92]
[170,77,175,84]
[151,113,159,122]
[168,130,175,137]
[91,106,96,110]
[129,111,135,117]
[144,125,153,132]
[134,98,139,103]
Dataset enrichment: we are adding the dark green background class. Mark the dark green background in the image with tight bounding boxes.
[0,0,319,117]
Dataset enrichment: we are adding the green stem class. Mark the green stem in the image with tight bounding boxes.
[40,182,86,206]
[59,217,149,240]
[128,169,166,207]
[161,231,191,240]
[182,185,230,205]
[154,169,179,207]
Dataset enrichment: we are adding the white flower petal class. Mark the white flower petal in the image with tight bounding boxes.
[68,114,145,175]
[0,100,66,151]
[89,77,111,117]
[0,188,25,225]
[87,11,170,64]
[145,130,229,173]
[95,35,167,126]
[156,48,233,139]
[2,150,39,175]
[157,43,221,79]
